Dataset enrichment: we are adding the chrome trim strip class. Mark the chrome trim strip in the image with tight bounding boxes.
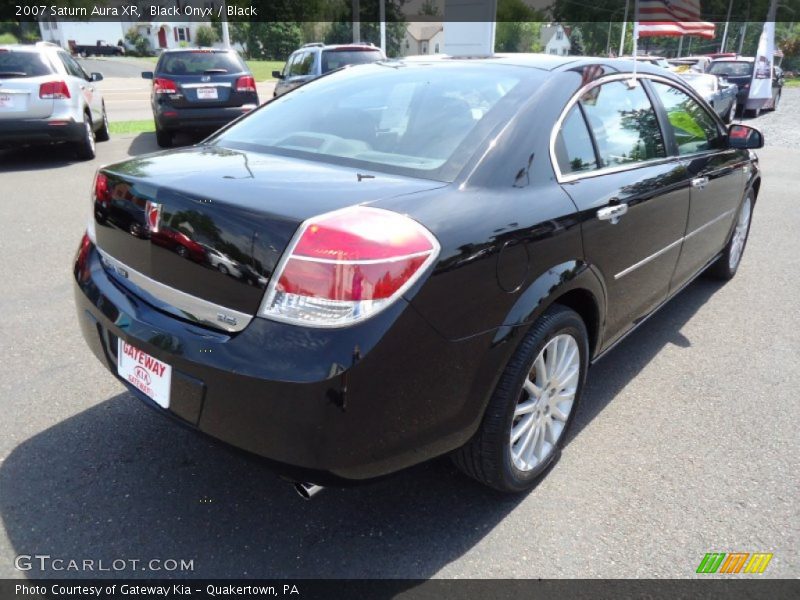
[550,72,727,185]
[97,249,253,333]
[181,82,232,89]
[613,208,735,280]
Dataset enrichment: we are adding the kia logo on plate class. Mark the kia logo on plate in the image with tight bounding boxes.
[145,201,162,233]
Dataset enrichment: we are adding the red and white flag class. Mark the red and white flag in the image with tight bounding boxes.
[637,0,716,39]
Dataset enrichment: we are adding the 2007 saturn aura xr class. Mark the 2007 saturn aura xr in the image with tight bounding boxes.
[74,55,763,495]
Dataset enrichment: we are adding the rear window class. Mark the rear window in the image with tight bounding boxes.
[709,61,753,77]
[212,63,533,181]
[321,49,383,73]
[157,51,245,75]
[0,51,54,78]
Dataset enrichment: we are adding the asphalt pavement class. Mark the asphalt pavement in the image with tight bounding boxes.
[0,90,797,579]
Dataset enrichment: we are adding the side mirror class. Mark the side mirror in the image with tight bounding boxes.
[90,72,103,82]
[141,71,153,80]
[272,70,283,79]
[728,124,764,149]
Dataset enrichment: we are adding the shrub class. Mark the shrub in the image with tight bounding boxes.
[195,25,218,48]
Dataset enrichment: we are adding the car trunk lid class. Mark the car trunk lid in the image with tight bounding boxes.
[93,145,445,329]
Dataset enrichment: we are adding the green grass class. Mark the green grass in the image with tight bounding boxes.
[109,120,155,134]
[0,32,19,44]
[244,60,285,82]
[784,78,800,88]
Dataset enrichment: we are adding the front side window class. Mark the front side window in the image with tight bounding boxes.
[580,80,666,167]
[59,52,89,80]
[651,82,722,155]
[293,52,314,76]
[555,106,597,175]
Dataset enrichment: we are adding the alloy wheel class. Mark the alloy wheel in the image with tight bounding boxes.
[729,197,752,271]
[85,120,95,155]
[510,333,579,472]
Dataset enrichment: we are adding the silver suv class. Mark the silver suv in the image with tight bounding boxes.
[0,42,109,159]
[273,43,385,97]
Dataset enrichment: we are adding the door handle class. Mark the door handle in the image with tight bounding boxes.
[596,203,628,225]
[691,176,709,189]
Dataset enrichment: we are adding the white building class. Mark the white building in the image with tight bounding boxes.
[38,1,223,53]
[540,23,571,56]
[401,22,445,57]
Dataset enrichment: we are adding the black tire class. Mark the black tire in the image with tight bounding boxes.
[74,114,96,160]
[129,222,143,238]
[770,90,781,111]
[218,264,229,275]
[176,246,188,258]
[155,126,172,148]
[726,99,737,124]
[747,107,761,119]
[452,305,589,493]
[96,104,110,142]
[706,191,754,281]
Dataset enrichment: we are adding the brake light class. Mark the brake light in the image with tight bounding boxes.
[260,207,440,327]
[235,75,256,92]
[39,81,70,99]
[94,172,111,203]
[153,78,177,94]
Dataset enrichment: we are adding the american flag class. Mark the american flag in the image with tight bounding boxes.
[637,0,716,40]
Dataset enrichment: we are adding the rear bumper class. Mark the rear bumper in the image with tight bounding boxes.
[154,104,257,132]
[73,240,494,484]
[0,118,84,145]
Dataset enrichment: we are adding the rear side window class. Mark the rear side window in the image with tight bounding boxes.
[650,82,723,155]
[158,52,245,75]
[0,51,54,78]
[321,49,383,73]
[555,106,597,175]
[580,80,666,167]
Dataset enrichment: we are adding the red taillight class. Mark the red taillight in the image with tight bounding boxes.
[39,81,70,99]
[260,207,439,327]
[94,172,111,203]
[235,75,256,92]
[153,77,177,94]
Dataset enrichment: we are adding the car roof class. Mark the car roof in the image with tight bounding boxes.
[712,56,754,63]
[159,47,235,54]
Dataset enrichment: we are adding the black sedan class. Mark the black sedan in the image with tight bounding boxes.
[74,56,763,496]
[142,48,259,147]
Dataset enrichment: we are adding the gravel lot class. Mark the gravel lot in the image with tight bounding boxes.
[0,89,797,580]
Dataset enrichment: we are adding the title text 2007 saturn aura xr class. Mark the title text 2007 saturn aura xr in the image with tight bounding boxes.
[74,55,763,496]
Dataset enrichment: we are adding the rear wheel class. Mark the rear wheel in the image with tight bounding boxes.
[74,114,96,160]
[155,125,172,148]
[707,192,753,280]
[452,305,588,493]
[96,104,110,142]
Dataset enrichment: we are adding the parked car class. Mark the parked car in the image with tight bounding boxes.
[708,57,784,117]
[273,42,385,97]
[204,245,244,278]
[142,48,259,148]
[619,55,671,69]
[150,225,206,263]
[69,40,125,57]
[75,56,763,497]
[0,42,109,158]
[678,72,739,123]
[668,56,711,73]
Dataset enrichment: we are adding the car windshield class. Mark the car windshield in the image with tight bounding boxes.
[709,61,753,77]
[321,49,383,73]
[0,51,53,77]
[211,63,533,181]
[158,51,245,75]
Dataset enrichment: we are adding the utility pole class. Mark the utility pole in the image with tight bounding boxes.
[619,0,630,56]
[352,0,361,43]
[379,0,386,53]
[221,0,231,48]
[720,0,734,52]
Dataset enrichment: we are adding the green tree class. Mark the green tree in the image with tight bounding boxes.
[247,22,303,60]
[569,26,585,56]
[195,25,219,48]
[124,27,150,56]
[494,0,545,53]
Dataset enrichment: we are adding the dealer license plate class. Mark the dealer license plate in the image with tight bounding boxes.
[196,87,218,100]
[117,339,172,408]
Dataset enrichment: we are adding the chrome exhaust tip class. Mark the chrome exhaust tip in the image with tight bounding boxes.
[293,482,324,500]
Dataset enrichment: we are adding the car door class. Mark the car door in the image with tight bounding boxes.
[648,81,745,288]
[554,78,691,347]
[58,52,101,122]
